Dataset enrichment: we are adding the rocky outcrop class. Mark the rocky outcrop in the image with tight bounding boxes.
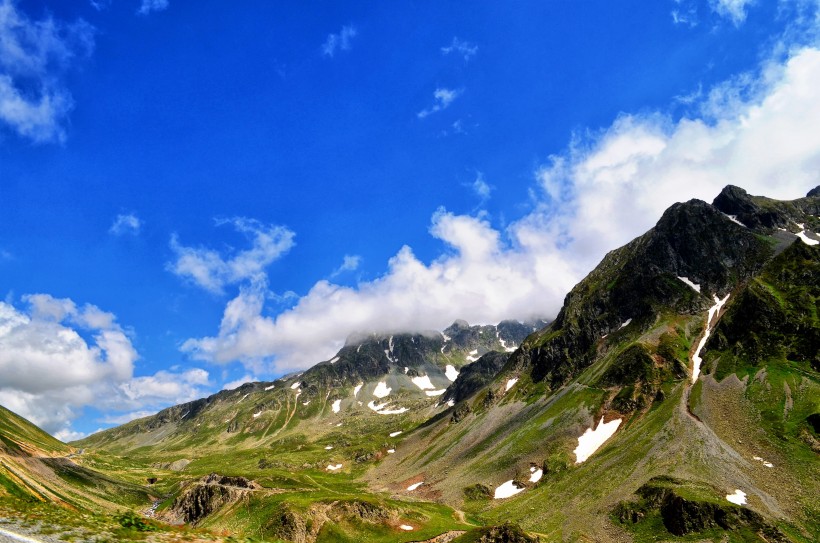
[264,500,397,543]
[465,522,539,542]
[442,351,510,405]
[520,197,771,389]
[164,473,259,525]
[614,477,787,540]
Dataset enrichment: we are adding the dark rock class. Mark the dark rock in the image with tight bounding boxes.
[523,198,771,389]
[615,477,788,541]
[807,185,820,198]
[463,483,493,500]
[442,351,509,405]
[165,473,259,525]
[450,402,471,423]
[470,522,539,542]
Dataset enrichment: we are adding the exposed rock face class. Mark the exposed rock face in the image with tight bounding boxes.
[442,351,510,405]
[518,198,771,389]
[165,473,259,525]
[713,184,819,230]
[264,500,397,543]
[469,522,539,542]
[614,477,787,540]
[305,320,544,389]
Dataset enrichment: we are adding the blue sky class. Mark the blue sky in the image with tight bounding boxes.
[1,0,820,440]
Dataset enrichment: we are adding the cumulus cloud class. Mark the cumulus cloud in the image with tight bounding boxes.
[109,213,141,236]
[322,25,357,58]
[137,0,169,16]
[330,254,361,278]
[710,0,755,25]
[0,0,94,143]
[183,39,820,375]
[0,295,210,438]
[168,217,295,294]
[418,87,463,119]
[441,37,478,61]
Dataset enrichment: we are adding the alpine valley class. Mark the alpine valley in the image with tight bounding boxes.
[2,185,819,542]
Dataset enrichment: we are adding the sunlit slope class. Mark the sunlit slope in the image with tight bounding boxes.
[369,187,820,541]
[75,319,540,458]
[0,405,151,512]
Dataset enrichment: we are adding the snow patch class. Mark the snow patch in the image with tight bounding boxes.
[326,464,343,471]
[253,411,262,418]
[411,375,435,390]
[290,382,301,390]
[387,449,395,454]
[264,384,275,391]
[426,389,446,397]
[505,378,518,392]
[796,230,819,246]
[445,364,459,382]
[692,293,730,383]
[353,383,363,398]
[466,349,480,362]
[529,469,543,483]
[446,399,455,407]
[407,482,423,491]
[373,381,391,398]
[379,406,408,415]
[239,393,249,402]
[723,214,746,227]
[302,400,310,406]
[726,489,747,505]
[494,480,525,499]
[332,399,341,413]
[752,456,774,468]
[574,417,622,463]
[389,431,402,437]
[620,318,632,329]
[368,400,389,412]
[325,446,333,450]
[677,276,701,293]
[399,525,414,531]
[330,356,340,364]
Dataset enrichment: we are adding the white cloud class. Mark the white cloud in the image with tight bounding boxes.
[109,213,141,236]
[0,294,210,439]
[0,0,94,143]
[89,0,111,10]
[322,25,357,58]
[470,172,492,200]
[183,40,820,375]
[671,1,699,27]
[710,0,755,25]
[418,87,463,119]
[168,217,295,294]
[441,37,478,61]
[138,0,169,16]
[331,254,361,277]
[223,374,258,390]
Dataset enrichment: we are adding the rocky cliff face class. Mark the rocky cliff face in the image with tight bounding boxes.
[514,187,819,390]
[163,473,259,525]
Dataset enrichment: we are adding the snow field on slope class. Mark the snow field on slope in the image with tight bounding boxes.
[573,417,622,463]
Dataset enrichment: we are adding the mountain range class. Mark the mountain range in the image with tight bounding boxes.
[1,185,818,542]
